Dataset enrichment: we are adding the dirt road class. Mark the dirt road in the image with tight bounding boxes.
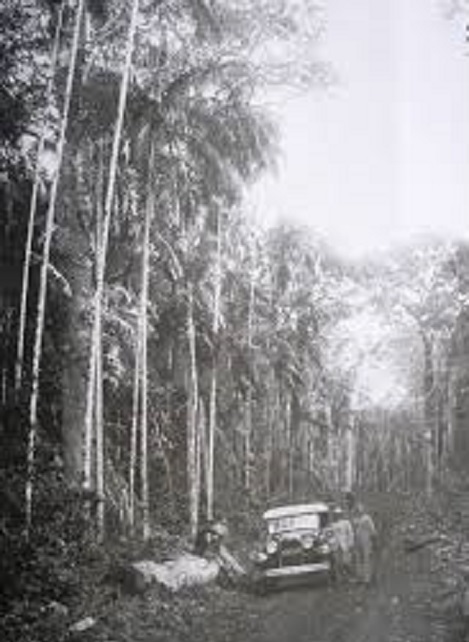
[98,492,467,642]
[195,551,461,642]
[189,531,462,642]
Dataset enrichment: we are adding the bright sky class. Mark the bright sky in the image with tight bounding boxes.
[327,307,414,409]
[253,0,469,258]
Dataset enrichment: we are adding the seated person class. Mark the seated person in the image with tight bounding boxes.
[193,519,228,556]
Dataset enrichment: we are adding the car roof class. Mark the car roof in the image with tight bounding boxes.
[263,502,329,521]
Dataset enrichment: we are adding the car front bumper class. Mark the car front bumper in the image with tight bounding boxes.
[263,561,331,578]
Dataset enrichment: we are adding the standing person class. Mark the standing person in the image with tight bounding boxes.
[329,507,355,579]
[352,502,377,585]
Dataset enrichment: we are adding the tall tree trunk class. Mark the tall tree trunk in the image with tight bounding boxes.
[95,147,105,540]
[187,283,200,541]
[197,394,205,515]
[446,370,455,461]
[286,396,293,498]
[83,316,97,493]
[129,327,141,535]
[207,210,222,520]
[95,321,104,539]
[265,394,273,499]
[0,312,8,405]
[244,267,255,493]
[26,0,85,533]
[83,0,140,499]
[307,437,314,491]
[206,355,217,521]
[344,417,355,492]
[140,147,154,542]
[434,340,447,472]
[289,394,301,496]
[129,172,141,535]
[16,4,64,393]
[264,283,275,499]
[422,332,435,495]
[325,402,336,491]
[244,391,252,492]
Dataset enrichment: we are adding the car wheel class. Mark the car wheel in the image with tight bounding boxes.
[329,556,340,586]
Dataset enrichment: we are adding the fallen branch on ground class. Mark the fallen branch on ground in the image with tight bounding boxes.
[403,533,447,553]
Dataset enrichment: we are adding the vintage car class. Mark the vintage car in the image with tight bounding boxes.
[251,502,335,589]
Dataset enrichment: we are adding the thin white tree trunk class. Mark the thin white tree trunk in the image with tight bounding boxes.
[325,402,335,490]
[207,374,217,520]
[95,321,104,539]
[140,146,154,541]
[187,283,200,541]
[129,185,141,535]
[129,327,141,534]
[95,144,105,541]
[207,210,222,520]
[244,266,255,492]
[83,0,140,493]
[265,369,277,499]
[345,417,355,492]
[264,285,274,499]
[26,0,85,534]
[16,4,65,392]
[286,396,293,498]
[244,392,252,491]
[425,431,433,496]
[446,372,455,460]
[83,314,97,492]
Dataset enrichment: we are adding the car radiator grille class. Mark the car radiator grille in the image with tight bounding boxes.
[279,543,306,563]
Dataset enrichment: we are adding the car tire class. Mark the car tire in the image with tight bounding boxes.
[329,556,340,586]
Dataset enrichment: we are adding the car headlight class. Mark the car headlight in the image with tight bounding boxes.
[266,539,278,555]
[250,551,268,564]
[301,535,315,550]
[318,542,330,555]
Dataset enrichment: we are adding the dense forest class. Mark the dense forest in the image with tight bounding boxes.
[2,1,469,640]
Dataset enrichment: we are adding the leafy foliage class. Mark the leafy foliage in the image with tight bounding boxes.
[4,2,469,640]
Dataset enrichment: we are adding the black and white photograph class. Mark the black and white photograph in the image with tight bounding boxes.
[1,1,469,640]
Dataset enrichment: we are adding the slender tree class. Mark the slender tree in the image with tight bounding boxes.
[95,140,105,540]
[187,282,200,540]
[244,253,256,491]
[129,323,141,534]
[26,0,86,533]
[129,186,141,535]
[206,208,222,520]
[83,0,140,500]
[95,313,105,538]
[16,3,65,392]
[140,142,155,541]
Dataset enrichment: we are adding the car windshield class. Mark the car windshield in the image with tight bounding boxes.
[267,512,320,534]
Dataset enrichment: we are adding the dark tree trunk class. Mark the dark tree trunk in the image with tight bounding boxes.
[59,225,93,484]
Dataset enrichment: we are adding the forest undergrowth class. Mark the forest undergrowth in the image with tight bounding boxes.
[4,472,469,642]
